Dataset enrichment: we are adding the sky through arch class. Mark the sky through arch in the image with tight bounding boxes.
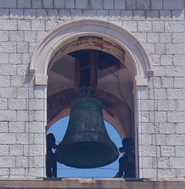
[47,116,122,179]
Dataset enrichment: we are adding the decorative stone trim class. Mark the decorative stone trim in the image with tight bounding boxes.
[30,19,153,87]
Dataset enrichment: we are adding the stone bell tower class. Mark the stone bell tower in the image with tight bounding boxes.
[0,0,185,188]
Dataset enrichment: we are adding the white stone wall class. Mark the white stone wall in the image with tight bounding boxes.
[0,0,184,179]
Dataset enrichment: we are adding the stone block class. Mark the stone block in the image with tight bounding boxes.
[176,146,185,157]
[17,110,35,122]
[0,168,9,176]
[31,20,45,30]
[43,0,53,8]
[175,123,185,134]
[160,33,171,43]
[24,9,36,19]
[65,0,74,8]
[161,146,175,157]
[59,9,71,20]
[24,31,37,42]
[29,99,44,110]
[142,168,157,178]
[0,0,16,8]
[152,134,166,145]
[10,31,24,42]
[164,0,184,10]
[36,9,48,19]
[34,134,44,145]
[174,79,185,89]
[16,156,32,168]
[142,145,160,157]
[140,157,153,168]
[176,100,185,111]
[0,110,16,121]
[0,20,17,30]
[0,122,8,132]
[172,33,185,43]
[32,0,42,8]
[151,0,162,10]
[18,20,31,30]
[133,10,145,20]
[168,112,185,122]
[9,122,25,133]
[54,0,65,8]
[10,145,24,156]
[10,76,23,87]
[33,156,44,167]
[0,133,16,144]
[108,10,120,20]
[150,111,167,122]
[147,33,159,43]
[166,66,185,77]
[0,42,16,53]
[0,8,9,19]
[17,0,31,8]
[120,10,132,20]
[165,22,184,33]
[0,157,15,168]
[153,157,170,169]
[170,157,185,168]
[167,89,185,99]
[69,10,83,20]
[0,145,9,156]
[172,10,184,20]
[97,10,109,20]
[0,76,10,87]
[34,110,44,121]
[146,10,159,20]
[17,87,34,99]
[8,99,27,110]
[17,42,28,53]
[9,53,22,64]
[138,21,152,32]
[158,99,175,111]
[0,99,7,109]
[155,44,165,54]
[122,21,137,32]
[90,0,103,9]
[16,133,30,144]
[174,55,185,65]
[10,9,23,19]
[29,145,44,156]
[47,9,59,19]
[0,88,16,98]
[160,10,172,20]
[28,168,44,177]
[10,168,25,177]
[0,53,8,64]
[152,21,164,32]
[141,134,152,145]
[158,169,176,178]
[0,31,8,42]
[161,55,173,65]
[151,55,160,65]
[115,0,125,9]
[126,0,136,9]
[137,0,150,10]
[103,0,114,9]
[140,100,155,111]
[166,134,185,145]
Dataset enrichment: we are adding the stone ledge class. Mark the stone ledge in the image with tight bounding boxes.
[0,178,185,189]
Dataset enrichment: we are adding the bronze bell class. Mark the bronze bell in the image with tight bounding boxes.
[55,96,119,168]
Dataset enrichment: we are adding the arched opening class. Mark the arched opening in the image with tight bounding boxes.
[47,46,134,177]
[30,20,153,178]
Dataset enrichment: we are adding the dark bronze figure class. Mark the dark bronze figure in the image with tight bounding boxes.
[46,133,58,177]
[114,138,136,178]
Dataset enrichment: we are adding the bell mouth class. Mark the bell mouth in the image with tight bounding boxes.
[55,141,119,168]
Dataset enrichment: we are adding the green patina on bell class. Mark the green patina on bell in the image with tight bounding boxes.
[55,92,119,168]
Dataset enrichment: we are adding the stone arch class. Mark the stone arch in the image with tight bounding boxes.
[30,19,153,89]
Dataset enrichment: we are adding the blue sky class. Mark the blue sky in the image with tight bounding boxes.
[47,116,122,179]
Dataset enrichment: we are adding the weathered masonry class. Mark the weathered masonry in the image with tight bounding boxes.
[0,0,185,188]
